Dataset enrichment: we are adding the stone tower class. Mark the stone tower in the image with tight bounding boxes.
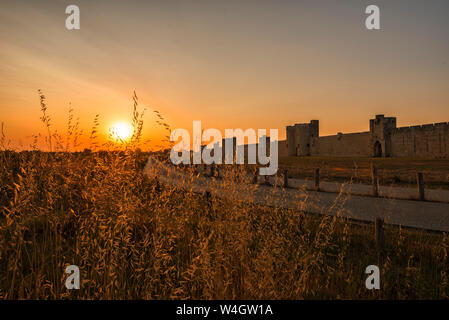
[286,120,319,156]
[369,115,397,157]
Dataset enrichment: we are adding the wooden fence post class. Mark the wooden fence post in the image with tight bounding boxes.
[375,218,384,263]
[314,168,320,191]
[283,169,288,188]
[372,166,379,197]
[417,172,425,201]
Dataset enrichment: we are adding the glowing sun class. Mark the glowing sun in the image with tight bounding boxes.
[110,122,133,141]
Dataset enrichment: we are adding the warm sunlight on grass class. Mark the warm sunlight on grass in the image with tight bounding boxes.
[1,91,448,300]
[109,122,133,141]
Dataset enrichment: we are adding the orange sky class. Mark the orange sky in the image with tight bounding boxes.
[1,0,449,150]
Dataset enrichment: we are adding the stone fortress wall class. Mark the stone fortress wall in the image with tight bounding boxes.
[280,115,449,158]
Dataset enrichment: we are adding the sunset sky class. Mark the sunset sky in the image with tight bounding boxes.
[1,0,449,150]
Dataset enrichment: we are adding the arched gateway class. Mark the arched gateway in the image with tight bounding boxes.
[373,141,382,157]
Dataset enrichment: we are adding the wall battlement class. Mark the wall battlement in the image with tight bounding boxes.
[284,115,449,159]
[319,131,370,139]
[394,122,449,133]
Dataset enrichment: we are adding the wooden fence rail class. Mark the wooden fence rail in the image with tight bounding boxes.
[197,164,432,202]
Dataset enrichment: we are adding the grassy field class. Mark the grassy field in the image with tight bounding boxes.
[1,93,448,300]
[0,150,448,299]
[279,156,449,190]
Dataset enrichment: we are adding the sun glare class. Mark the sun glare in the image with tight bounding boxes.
[110,122,133,141]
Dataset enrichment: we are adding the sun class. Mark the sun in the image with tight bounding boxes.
[110,122,133,141]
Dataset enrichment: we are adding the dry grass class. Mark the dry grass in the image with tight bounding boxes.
[0,92,448,299]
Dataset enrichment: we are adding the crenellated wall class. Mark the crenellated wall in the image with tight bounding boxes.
[391,122,449,158]
[310,132,371,157]
[284,116,449,159]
